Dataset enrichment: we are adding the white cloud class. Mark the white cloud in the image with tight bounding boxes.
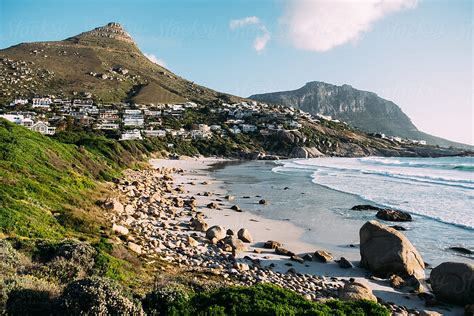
[144,53,166,67]
[230,16,271,53]
[254,27,271,53]
[229,16,260,30]
[283,0,419,52]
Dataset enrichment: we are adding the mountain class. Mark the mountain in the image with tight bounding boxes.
[0,22,242,105]
[249,81,471,149]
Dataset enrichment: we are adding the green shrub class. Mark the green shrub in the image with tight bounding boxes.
[3,275,61,315]
[150,283,390,316]
[57,277,143,315]
[143,282,191,315]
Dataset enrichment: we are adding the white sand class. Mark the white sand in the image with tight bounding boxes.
[150,157,461,315]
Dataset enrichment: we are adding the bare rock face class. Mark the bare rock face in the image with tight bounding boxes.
[338,282,377,302]
[104,198,124,213]
[237,228,253,243]
[360,220,425,279]
[430,262,474,305]
[206,225,226,241]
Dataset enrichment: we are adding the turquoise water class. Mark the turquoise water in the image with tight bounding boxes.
[211,158,474,266]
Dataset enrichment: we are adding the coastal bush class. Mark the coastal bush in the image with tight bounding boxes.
[143,282,191,315]
[57,277,144,315]
[3,275,61,315]
[142,283,390,316]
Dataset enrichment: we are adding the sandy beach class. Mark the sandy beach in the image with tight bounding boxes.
[149,157,463,316]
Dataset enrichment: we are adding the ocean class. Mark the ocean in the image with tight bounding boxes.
[211,157,474,266]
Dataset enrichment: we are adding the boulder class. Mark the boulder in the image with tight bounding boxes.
[291,255,305,264]
[128,242,142,255]
[226,229,235,236]
[275,247,295,257]
[376,209,412,222]
[230,205,242,212]
[223,236,247,252]
[206,225,226,241]
[338,257,354,269]
[225,195,235,201]
[430,262,474,305]
[258,199,268,205]
[189,217,208,232]
[351,205,384,211]
[237,228,253,243]
[207,202,219,209]
[360,221,425,279]
[104,198,124,213]
[313,250,333,263]
[338,282,377,302]
[112,224,129,235]
[264,240,282,249]
[234,262,249,271]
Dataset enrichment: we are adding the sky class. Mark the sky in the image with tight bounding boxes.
[1,0,472,144]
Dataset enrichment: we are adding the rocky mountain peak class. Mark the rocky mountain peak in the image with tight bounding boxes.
[70,22,135,44]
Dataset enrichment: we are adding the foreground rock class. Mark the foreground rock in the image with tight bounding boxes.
[338,282,377,302]
[313,250,333,263]
[237,228,253,243]
[360,221,425,279]
[376,209,412,222]
[206,225,226,241]
[430,262,474,305]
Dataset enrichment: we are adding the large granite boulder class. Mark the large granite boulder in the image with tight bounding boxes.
[430,262,474,305]
[360,220,425,279]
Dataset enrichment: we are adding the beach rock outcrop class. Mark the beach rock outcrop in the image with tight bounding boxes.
[206,225,226,241]
[313,250,333,263]
[230,205,242,212]
[338,282,377,302]
[222,236,246,252]
[351,205,384,211]
[376,209,412,222]
[237,228,253,243]
[275,247,295,257]
[360,220,425,279]
[430,262,474,305]
[264,240,282,249]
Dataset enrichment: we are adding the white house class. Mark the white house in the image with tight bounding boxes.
[30,121,56,135]
[120,129,142,141]
[143,129,166,138]
[32,97,52,108]
[95,123,120,130]
[9,99,29,106]
[0,114,24,124]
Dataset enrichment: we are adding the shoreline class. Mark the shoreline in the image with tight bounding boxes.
[148,157,463,315]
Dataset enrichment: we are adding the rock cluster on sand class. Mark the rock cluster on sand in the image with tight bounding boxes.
[102,167,343,304]
[360,220,425,279]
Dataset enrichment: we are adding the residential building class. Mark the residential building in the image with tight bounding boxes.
[30,121,56,135]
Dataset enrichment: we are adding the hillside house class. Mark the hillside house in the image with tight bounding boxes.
[120,129,142,141]
[32,97,52,108]
[30,121,56,135]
